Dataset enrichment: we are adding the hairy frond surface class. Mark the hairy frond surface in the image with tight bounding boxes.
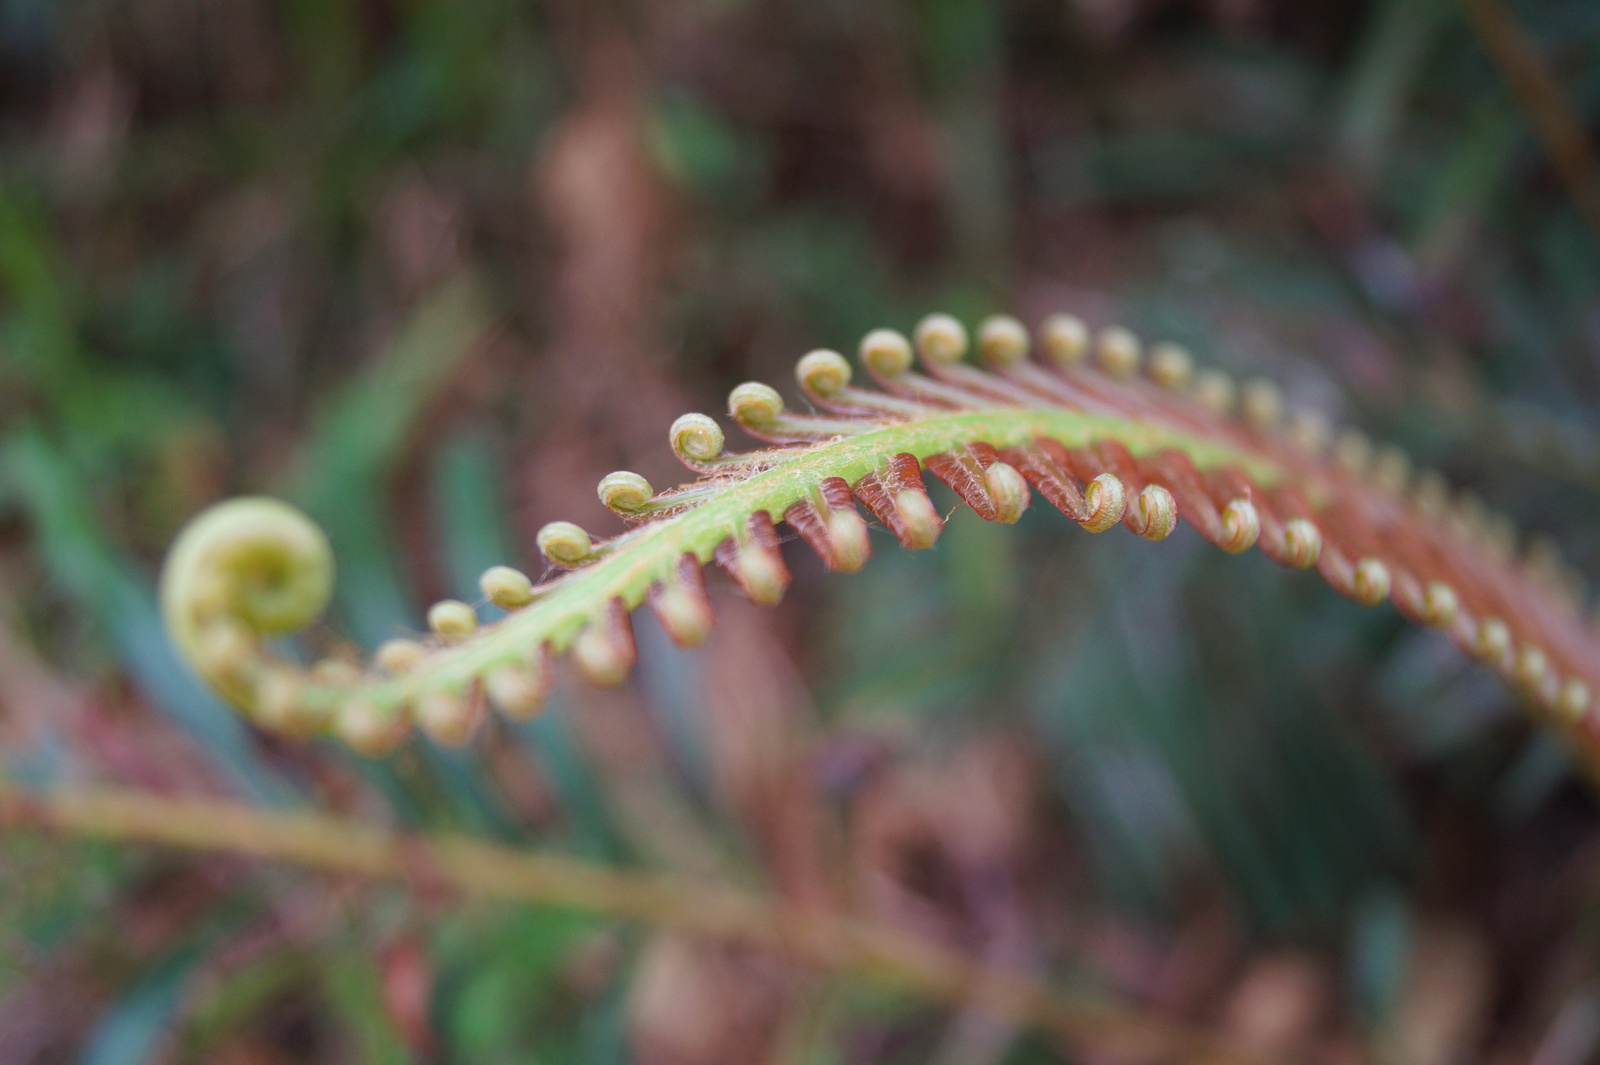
[160,313,1600,759]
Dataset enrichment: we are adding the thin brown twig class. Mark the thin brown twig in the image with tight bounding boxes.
[1459,0,1600,246]
[0,784,1278,1065]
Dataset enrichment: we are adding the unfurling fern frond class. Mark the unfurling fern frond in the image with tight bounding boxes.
[161,312,1599,759]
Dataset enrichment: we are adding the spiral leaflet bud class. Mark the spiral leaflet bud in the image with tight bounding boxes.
[1040,314,1089,368]
[895,490,942,551]
[1282,518,1321,569]
[913,313,969,365]
[976,315,1029,367]
[1081,473,1127,533]
[1219,498,1261,553]
[428,600,478,641]
[729,382,784,426]
[1192,369,1235,415]
[1557,678,1591,722]
[1094,327,1141,378]
[827,508,871,572]
[598,472,655,516]
[376,638,428,674]
[337,699,410,758]
[1147,343,1193,390]
[253,667,324,735]
[860,328,914,377]
[735,544,789,605]
[418,687,481,747]
[1514,646,1549,690]
[487,660,550,720]
[480,565,536,609]
[651,578,715,649]
[671,413,727,467]
[796,349,851,396]
[1353,557,1391,606]
[985,462,1030,524]
[1421,581,1458,628]
[1474,617,1511,664]
[1134,484,1177,541]
[573,601,636,687]
[537,521,594,566]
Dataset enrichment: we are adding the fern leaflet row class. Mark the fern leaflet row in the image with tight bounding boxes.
[160,312,1600,758]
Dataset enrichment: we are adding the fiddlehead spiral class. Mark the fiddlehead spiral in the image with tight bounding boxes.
[160,311,1600,764]
[160,498,335,710]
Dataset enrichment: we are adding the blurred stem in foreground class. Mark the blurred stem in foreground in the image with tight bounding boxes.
[0,782,1285,1065]
[1458,0,1600,247]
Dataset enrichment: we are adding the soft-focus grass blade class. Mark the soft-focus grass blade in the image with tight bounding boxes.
[433,906,602,1063]
[79,944,207,1065]
[1338,0,1453,182]
[322,947,414,1065]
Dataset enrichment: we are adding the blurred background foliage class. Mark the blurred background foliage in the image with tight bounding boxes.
[2,0,1600,1061]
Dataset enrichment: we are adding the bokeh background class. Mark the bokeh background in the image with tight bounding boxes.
[4,0,1600,1061]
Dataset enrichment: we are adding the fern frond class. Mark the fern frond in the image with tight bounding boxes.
[161,313,1599,756]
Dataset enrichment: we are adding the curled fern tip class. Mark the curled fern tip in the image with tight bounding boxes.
[158,311,1600,762]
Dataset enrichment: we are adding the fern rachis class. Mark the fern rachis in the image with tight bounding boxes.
[160,311,1600,760]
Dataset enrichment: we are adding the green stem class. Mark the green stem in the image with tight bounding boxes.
[0,783,1287,1065]
[335,410,1286,714]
